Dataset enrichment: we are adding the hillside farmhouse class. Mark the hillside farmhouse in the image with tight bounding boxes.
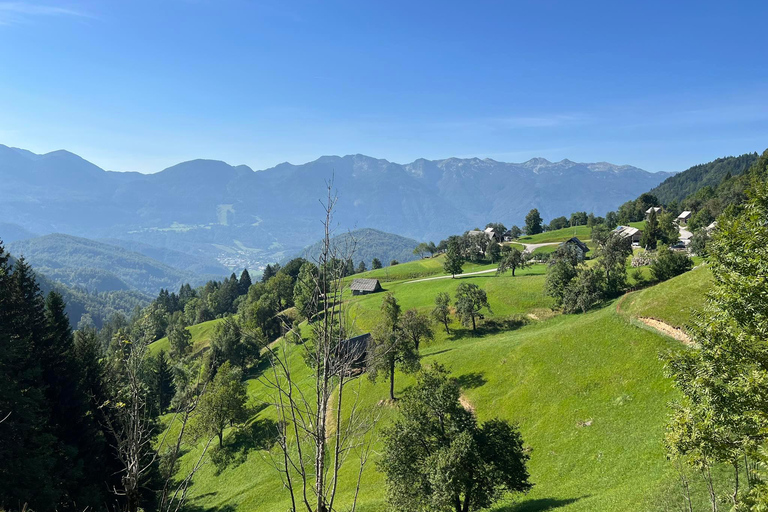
[349,278,382,295]
[615,225,642,243]
[645,206,663,219]
[676,210,692,226]
[561,237,589,258]
[468,228,503,243]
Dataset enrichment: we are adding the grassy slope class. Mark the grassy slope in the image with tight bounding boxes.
[149,318,225,356]
[350,253,497,282]
[518,226,591,244]
[621,265,713,329]
[164,252,710,512]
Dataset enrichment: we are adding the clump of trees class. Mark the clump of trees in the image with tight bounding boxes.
[665,152,768,510]
[379,364,532,512]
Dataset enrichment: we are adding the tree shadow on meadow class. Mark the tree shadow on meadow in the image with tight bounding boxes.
[448,315,529,341]
[498,496,587,512]
[210,416,280,474]
[454,371,487,390]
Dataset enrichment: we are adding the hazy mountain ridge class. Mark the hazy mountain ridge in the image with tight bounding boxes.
[0,145,673,270]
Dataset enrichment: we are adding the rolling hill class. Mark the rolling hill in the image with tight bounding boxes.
[0,144,674,271]
[290,228,420,268]
[151,251,717,511]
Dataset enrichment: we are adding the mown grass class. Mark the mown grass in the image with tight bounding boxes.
[350,253,498,283]
[518,226,592,244]
[157,258,720,512]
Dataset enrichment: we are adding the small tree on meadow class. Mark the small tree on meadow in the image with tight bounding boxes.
[390,259,399,266]
[455,283,491,332]
[544,245,581,304]
[356,260,367,273]
[372,258,383,269]
[508,225,522,239]
[400,309,434,351]
[378,364,532,512]
[562,267,604,313]
[414,243,429,259]
[496,247,528,276]
[367,294,420,400]
[597,231,632,298]
[443,237,464,278]
[432,292,452,334]
[194,361,248,447]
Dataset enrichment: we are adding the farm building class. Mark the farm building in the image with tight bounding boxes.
[349,278,382,295]
[615,225,642,243]
[676,210,692,226]
[468,228,503,243]
[334,333,371,375]
[561,237,589,258]
[645,206,663,219]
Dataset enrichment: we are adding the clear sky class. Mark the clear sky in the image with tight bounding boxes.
[0,0,766,173]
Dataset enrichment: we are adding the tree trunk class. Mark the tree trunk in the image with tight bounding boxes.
[444,319,450,334]
[389,359,396,401]
[471,314,476,331]
[512,267,516,277]
[218,430,223,447]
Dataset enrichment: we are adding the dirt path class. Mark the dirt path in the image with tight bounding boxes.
[459,395,476,414]
[407,267,499,283]
[637,317,695,346]
[521,242,560,253]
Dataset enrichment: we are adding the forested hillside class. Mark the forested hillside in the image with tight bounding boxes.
[8,233,221,295]
[291,228,419,268]
[647,152,758,204]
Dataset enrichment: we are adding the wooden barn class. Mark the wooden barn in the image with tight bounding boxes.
[349,278,382,295]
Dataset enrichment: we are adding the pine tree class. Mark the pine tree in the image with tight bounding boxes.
[154,351,175,413]
[239,268,252,295]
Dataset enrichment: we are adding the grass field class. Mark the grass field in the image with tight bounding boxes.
[157,255,718,512]
[517,225,592,244]
[351,254,498,282]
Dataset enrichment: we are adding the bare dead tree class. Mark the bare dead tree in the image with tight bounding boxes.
[100,339,157,512]
[101,336,217,512]
[261,183,379,512]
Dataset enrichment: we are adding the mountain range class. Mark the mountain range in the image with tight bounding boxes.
[0,145,673,270]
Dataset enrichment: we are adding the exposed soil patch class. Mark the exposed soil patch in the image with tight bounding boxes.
[637,317,695,347]
[459,395,476,414]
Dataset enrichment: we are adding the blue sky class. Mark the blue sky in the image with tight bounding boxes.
[0,0,766,173]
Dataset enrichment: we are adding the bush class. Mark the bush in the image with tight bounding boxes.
[562,267,604,313]
[650,246,693,282]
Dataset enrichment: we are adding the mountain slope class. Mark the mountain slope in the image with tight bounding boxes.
[6,252,149,328]
[8,234,221,295]
[648,153,758,204]
[0,145,674,270]
[290,228,420,267]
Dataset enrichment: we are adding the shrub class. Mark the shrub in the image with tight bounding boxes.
[650,246,693,282]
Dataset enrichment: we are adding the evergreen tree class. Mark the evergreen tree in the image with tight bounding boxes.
[238,268,252,295]
[168,321,192,360]
[293,261,319,320]
[262,264,277,282]
[371,258,383,269]
[640,208,660,249]
[356,260,367,273]
[153,352,175,413]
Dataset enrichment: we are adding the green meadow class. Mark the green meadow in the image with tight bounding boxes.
[150,253,716,511]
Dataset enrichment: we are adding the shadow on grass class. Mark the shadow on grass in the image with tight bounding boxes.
[455,371,486,390]
[448,316,528,341]
[498,496,587,512]
[421,347,455,359]
[210,417,280,474]
[180,498,236,512]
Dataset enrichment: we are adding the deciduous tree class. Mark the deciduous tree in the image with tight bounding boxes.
[455,283,491,332]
